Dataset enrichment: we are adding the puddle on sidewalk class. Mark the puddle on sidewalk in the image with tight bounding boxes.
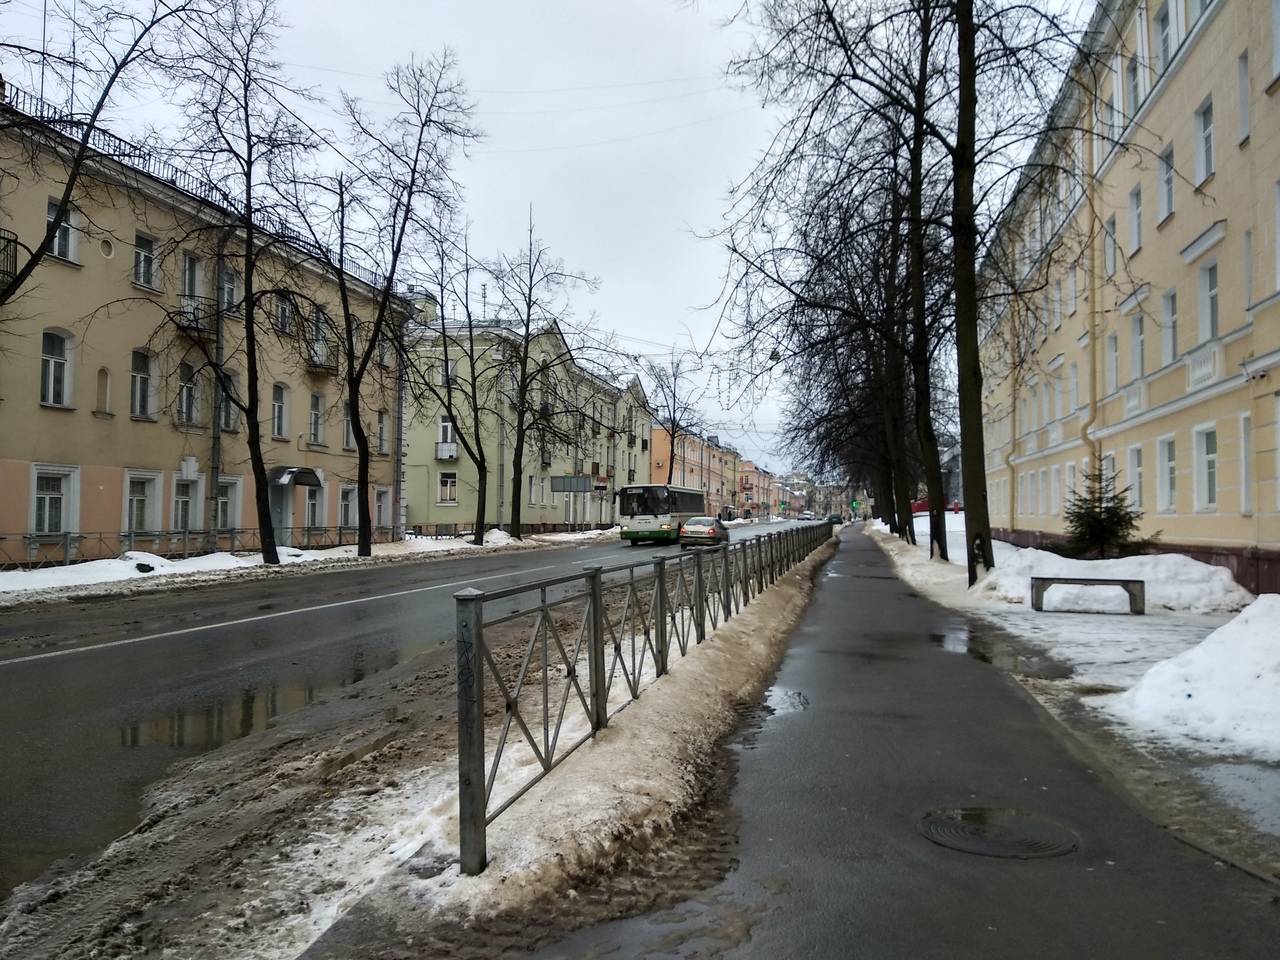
[763,687,809,715]
[929,624,1073,681]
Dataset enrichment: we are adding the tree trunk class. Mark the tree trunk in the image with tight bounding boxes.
[472,461,487,546]
[351,391,373,556]
[508,432,525,538]
[953,0,994,583]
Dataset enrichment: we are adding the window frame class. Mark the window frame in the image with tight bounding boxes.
[1157,434,1177,512]
[437,471,458,505]
[271,383,289,439]
[1240,413,1254,515]
[1194,423,1218,511]
[133,233,157,289]
[1198,260,1219,342]
[1127,444,1144,509]
[40,329,71,407]
[1195,97,1214,183]
[123,468,162,533]
[1158,147,1175,221]
[46,199,75,262]
[31,465,79,536]
[176,361,198,424]
[1128,185,1142,253]
[130,349,154,419]
[308,392,324,444]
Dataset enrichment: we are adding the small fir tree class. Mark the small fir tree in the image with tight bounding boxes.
[1063,467,1147,559]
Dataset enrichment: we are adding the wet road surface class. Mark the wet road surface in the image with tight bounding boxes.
[527,529,1280,959]
[0,524,795,896]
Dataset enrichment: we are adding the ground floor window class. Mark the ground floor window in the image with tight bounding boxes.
[1158,437,1177,512]
[126,473,159,532]
[1128,446,1144,509]
[306,487,323,528]
[376,489,390,527]
[1195,426,1218,510]
[438,472,457,504]
[34,473,66,534]
[173,480,196,531]
[340,487,356,527]
[215,481,234,530]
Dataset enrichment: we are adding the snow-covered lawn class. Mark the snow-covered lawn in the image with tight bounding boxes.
[868,515,1277,762]
[0,527,622,605]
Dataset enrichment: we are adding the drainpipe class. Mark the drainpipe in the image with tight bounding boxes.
[206,229,230,549]
[1079,88,1102,475]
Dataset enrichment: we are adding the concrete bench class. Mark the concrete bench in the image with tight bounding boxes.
[1030,576,1146,615]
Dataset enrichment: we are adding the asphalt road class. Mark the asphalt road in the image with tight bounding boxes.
[0,522,799,897]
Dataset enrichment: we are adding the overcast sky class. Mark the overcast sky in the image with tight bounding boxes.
[7,0,793,468]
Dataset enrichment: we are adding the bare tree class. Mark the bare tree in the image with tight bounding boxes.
[644,350,707,485]
[1,0,205,309]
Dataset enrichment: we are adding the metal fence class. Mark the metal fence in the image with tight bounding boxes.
[453,520,835,873]
[0,526,399,569]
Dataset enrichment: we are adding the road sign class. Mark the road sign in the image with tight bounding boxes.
[550,475,592,493]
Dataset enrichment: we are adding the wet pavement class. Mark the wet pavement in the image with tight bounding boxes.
[0,524,796,897]
[527,528,1280,959]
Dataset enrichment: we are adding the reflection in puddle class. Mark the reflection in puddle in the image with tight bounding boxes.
[764,687,809,715]
[116,642,401,751]
[929,624,1073,680]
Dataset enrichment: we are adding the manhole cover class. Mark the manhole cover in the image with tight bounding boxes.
[917,808,1079,859]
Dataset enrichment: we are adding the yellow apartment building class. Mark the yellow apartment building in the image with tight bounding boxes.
[403,322,652,532]
[980,0,1280,593]
[0,82,405,564]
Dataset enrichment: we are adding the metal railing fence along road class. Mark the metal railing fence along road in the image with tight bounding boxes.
[453,521,835,873]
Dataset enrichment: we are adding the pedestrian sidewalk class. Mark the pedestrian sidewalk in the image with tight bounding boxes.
[529,528,1280,959]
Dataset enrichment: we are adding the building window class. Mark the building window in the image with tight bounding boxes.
[1129,186,1142,252]
[1155,4,1171,72]
[1104,216,1117,275]
[1105,334,1118,394]
[1130,314,1144,381]
[273,293,293,335]
[1066,461,1077,500]
[1102,452,1116,482]
[219,268,238,314]
[1125,58,1140,118]
[218,375,238,431]
[272,384,288,438]
[34,473,66,534]
[1158,148,1174,221]
[305,488,322,528]
[309,392,323,443]
[133,235,155,287]
[1158,436,1177,511]
[438,471,457,504]
[181,252,200,298]
[173,480,195,531]
[342,402,354,449]
[1199,261,1219,341]
[1128,446,1144,509]
[177,361,197,423]
[47,199,73,260]
[215,482,234,530]
[1051,464,1061,515]
[1195,427,1218,510]
[1195,97,1214,182]
[1241,414,1254,514]
[40,330,69,406]
[130,350,152,417]
[1237,51,1250,141]
[1053,280,1062,329]
[127,476,154,532]
[540,475,547,505]
[377,410,388,454]
[439,415,455,444]
[376,489,390,527]
[340,487,356,527]
[1161,290,1179,364]
[1067,264,1078,313]
[1104,93,1117,144]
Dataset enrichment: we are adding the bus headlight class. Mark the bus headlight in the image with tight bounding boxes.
[660,523,671,530]
[621,525,629,530]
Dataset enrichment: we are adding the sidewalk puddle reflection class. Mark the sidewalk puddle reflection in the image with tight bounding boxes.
[764,687,809,715]
[930,624,1073,680]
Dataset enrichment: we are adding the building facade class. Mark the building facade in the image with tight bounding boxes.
[737,459,780,518]
[980,0,1280,592]
[649,428,741,519]
[403,323,652,532]
[0,83,404,565]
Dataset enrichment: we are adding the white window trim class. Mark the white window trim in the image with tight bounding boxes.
[271,384,290,440]
[1157,433,1177,513]
[437,470,459,506]
[374,486,392,527]
[40,327,75,407]
[339,484,359,527]
[304,483,327,529]
[169,472,206,532]
[1127,444,1144,510]
[1239,413,1254,515]
[1192,422,1219,512]
[1194,96,1214,184]
[214,475,243,531]
[123,468,164,533]
[1198,259,1219,343]
[29,463,81,535]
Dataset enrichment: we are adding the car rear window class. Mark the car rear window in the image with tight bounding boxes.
[686,517,713,525]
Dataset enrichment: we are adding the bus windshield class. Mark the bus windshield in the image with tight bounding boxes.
[619,486,670,516]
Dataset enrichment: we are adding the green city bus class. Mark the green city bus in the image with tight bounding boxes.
[617,484,706,544]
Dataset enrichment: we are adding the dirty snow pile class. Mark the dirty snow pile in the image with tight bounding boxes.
[975,548,1253,614]
[530,525,622,543]
[1104,595,1280,762]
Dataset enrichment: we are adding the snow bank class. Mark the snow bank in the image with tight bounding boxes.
[975,548,1254,614]
[1106,595,1280,761]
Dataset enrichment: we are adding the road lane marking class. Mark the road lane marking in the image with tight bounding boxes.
[0,564,562,667]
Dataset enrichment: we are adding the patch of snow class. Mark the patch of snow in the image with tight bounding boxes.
[1105,595,1280,761]
[529,526,622,543]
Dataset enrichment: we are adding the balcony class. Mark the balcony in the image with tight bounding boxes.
[1184,340,1224,391]
[177,295,218,337]
[1123,380,1147,416]
[308,341,337,373]
[435,441,458,461]
[0,228,16,282]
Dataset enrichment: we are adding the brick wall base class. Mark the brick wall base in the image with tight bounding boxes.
[992,528,1280,596]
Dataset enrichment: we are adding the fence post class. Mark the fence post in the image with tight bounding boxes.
[741,540,752,602]
[455,587,487,876]
[768,533,778,583]
[755,536,766,593]
[693,550,706,644]
[720,544,732,620]
[585,566,608,729]
[62,530,71,566]
[653,556,669,676]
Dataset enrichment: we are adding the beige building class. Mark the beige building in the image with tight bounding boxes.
[980,0,1280,593]
[649,428,741,519]
[737,459,779,518]
[403,322,652,532]
[0,82,404,564]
